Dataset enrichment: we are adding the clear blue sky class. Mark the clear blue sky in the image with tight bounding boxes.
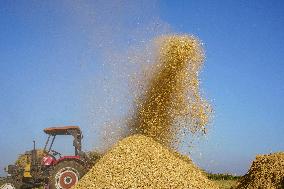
[0,0,284,176]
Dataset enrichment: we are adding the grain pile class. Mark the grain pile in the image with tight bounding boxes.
[236,152,284,189]
[74,135,218,189]
[128,34,211,148]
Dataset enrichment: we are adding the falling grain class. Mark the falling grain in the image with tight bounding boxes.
[128,34,211,148]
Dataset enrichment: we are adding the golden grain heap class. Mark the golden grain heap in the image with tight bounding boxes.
[128,35,211,148]
[236,152,284,189]
[74,135,218,189]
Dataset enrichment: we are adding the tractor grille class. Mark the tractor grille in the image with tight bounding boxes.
[7,165,18,174]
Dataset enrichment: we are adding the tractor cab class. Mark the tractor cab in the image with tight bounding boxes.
[42,126,84,166]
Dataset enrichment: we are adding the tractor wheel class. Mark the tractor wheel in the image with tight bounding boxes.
[0,178,23,189]
[0,183,15,189]
[49,161,85,189]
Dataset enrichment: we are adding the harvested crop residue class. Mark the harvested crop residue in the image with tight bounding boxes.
[73,135,218,189]
[128,34,211,148]
[236,152,284,189]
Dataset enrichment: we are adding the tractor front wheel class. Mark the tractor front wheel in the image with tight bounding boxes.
[0,182,17,189]
[49,161,85,189]
[0,178,23,189]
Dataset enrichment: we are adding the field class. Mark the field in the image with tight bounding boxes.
[207,173,241,189]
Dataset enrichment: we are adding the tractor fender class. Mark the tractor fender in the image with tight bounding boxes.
[54,156,86,167]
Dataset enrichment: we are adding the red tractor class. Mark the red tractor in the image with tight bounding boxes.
[1,126,99,189]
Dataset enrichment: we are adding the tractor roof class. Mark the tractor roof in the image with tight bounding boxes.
[44,126,81,135]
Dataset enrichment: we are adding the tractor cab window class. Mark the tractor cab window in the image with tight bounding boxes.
[44,134,74,157]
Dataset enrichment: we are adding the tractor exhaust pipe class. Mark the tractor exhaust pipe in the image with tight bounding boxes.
[31,140,37,166]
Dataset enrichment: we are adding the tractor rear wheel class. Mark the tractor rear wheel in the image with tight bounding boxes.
[49,161,85,189]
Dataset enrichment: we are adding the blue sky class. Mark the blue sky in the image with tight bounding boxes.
[0,0,284,176]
